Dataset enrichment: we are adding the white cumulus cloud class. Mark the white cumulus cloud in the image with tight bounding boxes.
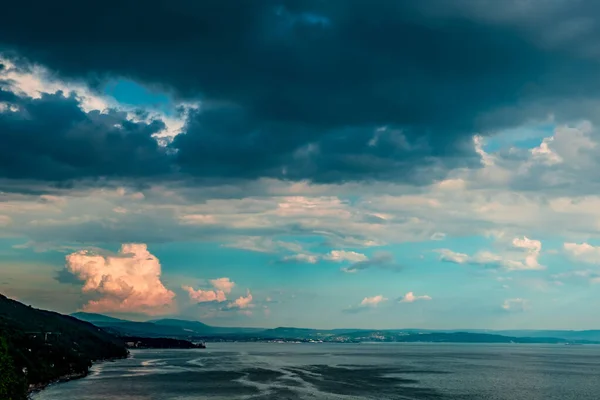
[399,292,432,303]
[323,250,368,263]
[437,249,470,264]
[281,253,319,264]
[360,295,388,307]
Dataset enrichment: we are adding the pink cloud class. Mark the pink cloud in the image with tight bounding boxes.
[183,277,235,303]
[210,277,235,293]
[182,286,226,303]
[66,243,175,315]
[228,290,254,311]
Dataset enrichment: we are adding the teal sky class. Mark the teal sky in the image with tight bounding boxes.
[3,1,600,330]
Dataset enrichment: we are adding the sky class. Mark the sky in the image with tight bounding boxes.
[2,0,600,330]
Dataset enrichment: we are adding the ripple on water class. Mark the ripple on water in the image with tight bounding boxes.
[31,344,600,400]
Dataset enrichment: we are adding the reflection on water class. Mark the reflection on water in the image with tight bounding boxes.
[33,343,600,400]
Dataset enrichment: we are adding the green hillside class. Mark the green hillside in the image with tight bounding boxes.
[0,294,127,399]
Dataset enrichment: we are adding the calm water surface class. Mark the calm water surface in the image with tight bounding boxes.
[33,343,600,399]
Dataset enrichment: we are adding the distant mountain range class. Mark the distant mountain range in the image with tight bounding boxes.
[71,312,600,343]
[71,312,265,337]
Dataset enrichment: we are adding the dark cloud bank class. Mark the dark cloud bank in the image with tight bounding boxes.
[0,89,170,181]
[2,0,600,188]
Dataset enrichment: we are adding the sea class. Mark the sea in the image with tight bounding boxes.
[32,342,600,400]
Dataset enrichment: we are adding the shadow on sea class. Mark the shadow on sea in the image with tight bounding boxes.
[234,363,467,399]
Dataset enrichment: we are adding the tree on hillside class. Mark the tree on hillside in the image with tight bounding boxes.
[0,336,27,400]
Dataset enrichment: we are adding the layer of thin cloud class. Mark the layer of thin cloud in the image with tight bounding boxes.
[278,249,369,265]
[0,215,11,226]
[222,236,304,253]
[323,250,368,263]
[437,236,544,271]
[552,269,600,284]
[564,242,600,264]
[281,253,319,264]
[341,252,401,273]
[399,292,432,303]
[179,214,217,225]
[65,244,175,315]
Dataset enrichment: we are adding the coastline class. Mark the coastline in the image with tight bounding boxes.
[27,354,129,398]
[27,371,88,396]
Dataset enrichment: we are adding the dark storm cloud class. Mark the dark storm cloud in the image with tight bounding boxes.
[0,89,171,182]
[173,107,474,183]
[2,0,600,185]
